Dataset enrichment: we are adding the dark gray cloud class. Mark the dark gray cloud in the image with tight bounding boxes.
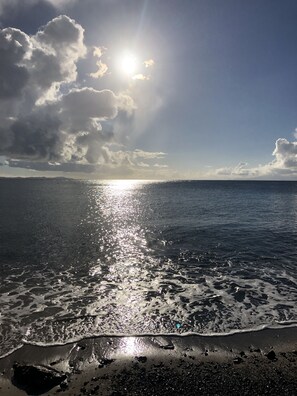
[0,27,30,98]
[0,112,62,161]
[7,159,95,173]
[0,1,57,33]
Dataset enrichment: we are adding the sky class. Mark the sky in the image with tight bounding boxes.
[0,0,297,180]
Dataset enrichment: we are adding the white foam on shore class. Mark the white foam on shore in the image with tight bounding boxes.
[0,321,294,359]
[1,255,297,360]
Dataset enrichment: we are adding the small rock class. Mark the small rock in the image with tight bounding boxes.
[90,385,100,394]
[135,356,147,363]
[160,344,174,350]
[59,382,68,391]
[233,357,243,364]
[98,358,115,368]
[266,350,277,361]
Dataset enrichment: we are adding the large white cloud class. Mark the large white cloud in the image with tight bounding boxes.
[215,137,297,179]
[0,12,170,178]
[272,138,297,170]
[0,15,150,173]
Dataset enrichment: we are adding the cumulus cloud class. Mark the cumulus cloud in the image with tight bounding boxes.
[272,138,297,169]
[144,59,155,68]
[0,16,141,174]
[215,138,297,179]
[90,60,108,79]
[0,14,86,106]
[90,46,108,79]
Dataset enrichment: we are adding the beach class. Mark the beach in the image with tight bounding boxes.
[0,327,297,395]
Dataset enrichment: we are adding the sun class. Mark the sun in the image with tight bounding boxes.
[120,53,138,76]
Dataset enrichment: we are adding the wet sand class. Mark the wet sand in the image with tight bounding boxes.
[0,327,297,395]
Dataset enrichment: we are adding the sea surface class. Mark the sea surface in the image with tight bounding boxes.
[0,179,297,357]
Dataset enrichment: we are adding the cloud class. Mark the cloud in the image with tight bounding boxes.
[272,138,297,169]
[132,73,150,81]
[59,87,119,123]
[90,46,108,79]
[90,60,108,79]
[131,59,155,81]
[0,27,31,99]
[0,14,86,106]
[144,59,155,68]
[0,0,75,16]
[0,16,138,174]
[215,137,297,179]
[46,0,76,8]
[0,86,134,164]
[216,162,250,176]
[5,148,168,179]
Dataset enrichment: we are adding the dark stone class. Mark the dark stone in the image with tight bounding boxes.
[59,381,68,391]
[135,356,147,363]
[49,359,62,366]
[234,290,245,302]
[233,357,243,364]
[12,363,67,395]
[153,363,164,368]
[98,358,115,368]
[160,344,174,350]
[266,350,277,361]
[90,385,100,394]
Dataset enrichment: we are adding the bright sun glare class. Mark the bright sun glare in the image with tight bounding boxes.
[120,53,138,76]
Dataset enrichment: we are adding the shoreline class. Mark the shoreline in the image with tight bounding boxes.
[2,321,297,359]
[0,327,297,395]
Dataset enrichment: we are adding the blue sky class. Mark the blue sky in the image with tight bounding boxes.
[0,0,297,179]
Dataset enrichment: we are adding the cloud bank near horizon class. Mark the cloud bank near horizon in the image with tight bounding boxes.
[215,137,297,179]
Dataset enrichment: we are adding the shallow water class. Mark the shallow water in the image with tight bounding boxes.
[0,179,297,357]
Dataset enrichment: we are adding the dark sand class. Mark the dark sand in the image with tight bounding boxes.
[0,327,297,395]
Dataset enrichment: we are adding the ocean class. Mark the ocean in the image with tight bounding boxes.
[0,179,297,358]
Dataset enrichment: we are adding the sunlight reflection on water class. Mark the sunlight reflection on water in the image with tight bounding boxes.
[89,180,156,332]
